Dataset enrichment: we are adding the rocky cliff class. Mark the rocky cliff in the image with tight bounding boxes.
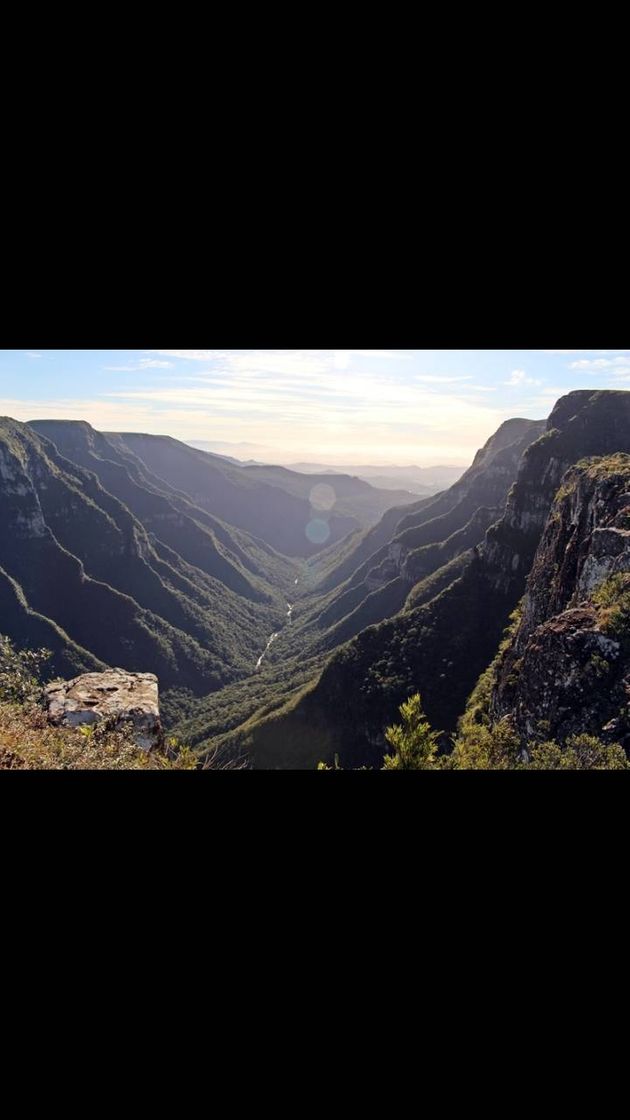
[491,454,630,752]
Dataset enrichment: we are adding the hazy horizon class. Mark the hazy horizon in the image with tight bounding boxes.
[186,438,469,469]
[2,349,629,466]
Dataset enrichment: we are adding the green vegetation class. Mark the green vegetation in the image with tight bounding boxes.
[0,633,200,770]
[0,701,199,770]
[0,419,294,694]
[448,717,521,770]
[576,452,630,480]
[0,635,51,706]
[526,736,629,770]
[457,601,525,736]
[593,573,630,644]
[382,692,629,771]
[383,694,440,770]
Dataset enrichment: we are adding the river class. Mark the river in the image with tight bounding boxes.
[256,583,297,670]
[256,632,281,671]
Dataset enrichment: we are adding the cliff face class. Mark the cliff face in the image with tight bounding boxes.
[491,455,630,751]
[318,418,546,596]
[313,418,546,641]
[483,391,630,595]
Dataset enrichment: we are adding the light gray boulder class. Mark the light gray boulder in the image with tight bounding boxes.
[45,669,163,752]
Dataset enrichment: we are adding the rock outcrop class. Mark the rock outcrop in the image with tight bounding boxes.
[491,455,630,752]
[45,670,163,751]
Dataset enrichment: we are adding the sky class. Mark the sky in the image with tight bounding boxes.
[1,348,629,466]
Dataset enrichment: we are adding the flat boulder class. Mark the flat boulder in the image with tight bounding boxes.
[45,670,163,752]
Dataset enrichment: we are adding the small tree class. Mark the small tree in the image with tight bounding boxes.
[383,694,440,770]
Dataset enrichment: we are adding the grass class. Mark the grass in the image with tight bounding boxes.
[0,699,199,770]
[593,573,630,642]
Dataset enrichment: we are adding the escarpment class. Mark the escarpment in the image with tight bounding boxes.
[491,455,630,752]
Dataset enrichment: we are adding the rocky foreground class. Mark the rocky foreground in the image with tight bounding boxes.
[45,669,164,751]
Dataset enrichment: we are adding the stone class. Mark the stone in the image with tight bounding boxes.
[45,670,163,752]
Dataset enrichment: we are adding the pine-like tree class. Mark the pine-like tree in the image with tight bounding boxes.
[383,694,440,770]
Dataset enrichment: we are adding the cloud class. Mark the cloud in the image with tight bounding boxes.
[2,348,569,466]
[505,369,541,387]
[104,358,174,371]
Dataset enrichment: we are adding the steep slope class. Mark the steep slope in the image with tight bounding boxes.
[0,418,283,693]
[314,506,500,652]
[317,418,546,595]
[305,418,545,644]
[236,391,630,768]
[29,420,296,598]
[489,454,630,752]
[0,565,104,679]
[111,433,363,558]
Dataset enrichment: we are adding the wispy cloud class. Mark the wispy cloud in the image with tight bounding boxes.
[10,347,630,467]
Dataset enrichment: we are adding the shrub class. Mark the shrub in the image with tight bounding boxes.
[383,694,441,770]
[449,718,521,770]
[0,635,51,706]
[527,735,629,771]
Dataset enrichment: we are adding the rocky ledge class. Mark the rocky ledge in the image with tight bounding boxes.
[45,669,163,751]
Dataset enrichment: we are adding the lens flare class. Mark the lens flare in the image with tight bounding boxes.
[306,519,331,545]
[309,483,336,512]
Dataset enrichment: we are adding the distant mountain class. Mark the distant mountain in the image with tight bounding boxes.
[239,463,416,525]
[349,475,435,497]
[109,433,417,558]
[188,443,465,495]
[289,463,465,492]
[188,440,284,461]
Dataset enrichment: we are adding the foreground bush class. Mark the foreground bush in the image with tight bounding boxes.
[0,633,212,770]
[384,695,630,771]
[0,635,51,706]
[0,700,199,770]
